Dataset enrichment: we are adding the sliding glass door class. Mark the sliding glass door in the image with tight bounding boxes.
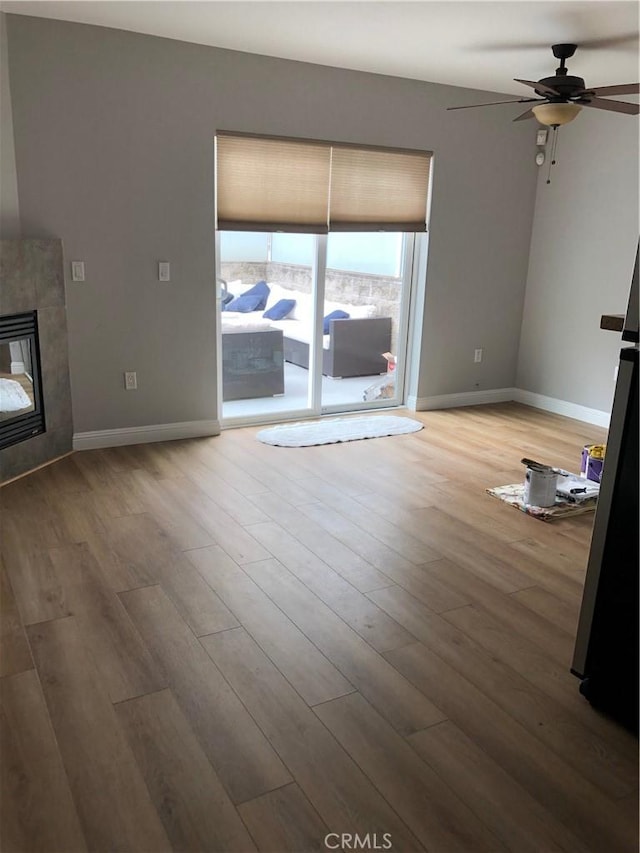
[217,230,415,426]
[214,132,431,426]
[217,231,314,422]
[319,232,413,413]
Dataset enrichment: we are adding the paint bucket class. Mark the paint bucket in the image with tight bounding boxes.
[587,455,604,483]
[580,444,606,483]
[523,467,558,507]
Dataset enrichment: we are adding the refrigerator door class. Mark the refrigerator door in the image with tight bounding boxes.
[571,346,638,730]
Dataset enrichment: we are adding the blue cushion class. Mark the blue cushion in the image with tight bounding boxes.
[263,299,296,320]
[224,293,263,313]
[221,291,235,305]
[323,309,350,334]
[241,280,270,310]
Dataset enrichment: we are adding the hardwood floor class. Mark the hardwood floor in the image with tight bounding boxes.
[1,403,637,853]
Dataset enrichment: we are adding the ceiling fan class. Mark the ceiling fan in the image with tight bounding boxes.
[448,43,640,126]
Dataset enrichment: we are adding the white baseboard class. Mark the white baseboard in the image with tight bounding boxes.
[412,387,517,411]
[409,386,610,428]
[71,390,610,451]
[513,389,610,428]
[73,419,221,451]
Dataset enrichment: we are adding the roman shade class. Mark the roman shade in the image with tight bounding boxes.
[216,132,431,233]
[329,145,431,232]
[216,134,331,232]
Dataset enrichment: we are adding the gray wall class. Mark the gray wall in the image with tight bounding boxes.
[4,14,538,432]
[517,109,639,414]
[0,14,20,238]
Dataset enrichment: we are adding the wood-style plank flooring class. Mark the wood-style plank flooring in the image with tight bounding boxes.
[1,403,638,852]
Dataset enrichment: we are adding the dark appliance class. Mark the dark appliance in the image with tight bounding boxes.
[571,249,639,732]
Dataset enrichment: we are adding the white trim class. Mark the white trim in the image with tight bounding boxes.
[73,419,220,450]
[405,394,419,411]
[414,388,517,411]
[70,389,610,451]
[408,385,610,427]
[513,389,610,428]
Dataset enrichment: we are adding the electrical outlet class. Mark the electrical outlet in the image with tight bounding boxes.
[158,262,170,282]
[71,261,85,282]
[124,371,137,390]
[474,348,483,363]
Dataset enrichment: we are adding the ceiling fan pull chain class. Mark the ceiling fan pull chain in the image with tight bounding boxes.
[546,126,559,184]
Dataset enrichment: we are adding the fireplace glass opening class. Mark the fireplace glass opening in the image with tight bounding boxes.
[0,312,46,450]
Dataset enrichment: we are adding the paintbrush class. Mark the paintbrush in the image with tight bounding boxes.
[520,458,571,477]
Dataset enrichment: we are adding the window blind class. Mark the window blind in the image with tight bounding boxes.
[216,134,331,233]
[216,132,431,233]
[329,145,431,232]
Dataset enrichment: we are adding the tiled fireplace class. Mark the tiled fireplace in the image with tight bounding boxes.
[0,239,73,482]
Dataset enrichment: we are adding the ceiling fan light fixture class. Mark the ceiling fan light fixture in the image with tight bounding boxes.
[532,102,582,126]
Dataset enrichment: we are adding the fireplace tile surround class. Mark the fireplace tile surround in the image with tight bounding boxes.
[0,239,73,482]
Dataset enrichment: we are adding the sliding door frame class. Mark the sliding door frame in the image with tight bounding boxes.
[216,231,420,428]
[308,235,327,414]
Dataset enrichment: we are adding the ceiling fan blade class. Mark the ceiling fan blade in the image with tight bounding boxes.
[579,97,640,115]
[472,33,639,51]
[576,83,640,97]
[513,108,537,122]
[515,78,561,97]
[447,98,539,111]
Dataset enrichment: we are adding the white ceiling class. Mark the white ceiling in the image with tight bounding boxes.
[2,0,639,96]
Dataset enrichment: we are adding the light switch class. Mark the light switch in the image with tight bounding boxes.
[71,261,85,281]
[158,262,170,282]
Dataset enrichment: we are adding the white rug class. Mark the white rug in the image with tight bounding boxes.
[256,415,423,447]
[0,377,32,412]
